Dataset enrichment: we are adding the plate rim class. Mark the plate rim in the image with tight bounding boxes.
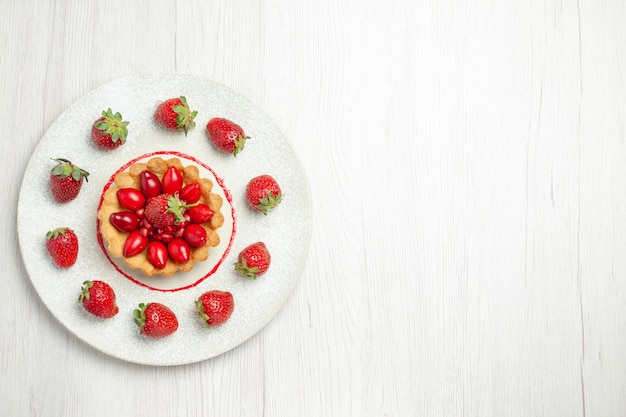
[17,73,313,366]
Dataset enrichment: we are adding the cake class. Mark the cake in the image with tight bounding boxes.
[97,156,224,277]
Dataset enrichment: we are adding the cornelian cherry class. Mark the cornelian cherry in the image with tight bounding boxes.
[109,211,140,232]
[168,238,191,263]
[187,204,213,223]
[180,183,201,204]
[140,170,161,199]
[123,230,149,257]
[117,188,145,211]
[147,241,168,269]
[183,224,207,247]
[162,166,183,194]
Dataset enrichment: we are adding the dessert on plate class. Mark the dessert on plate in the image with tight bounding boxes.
[98,156,224,277]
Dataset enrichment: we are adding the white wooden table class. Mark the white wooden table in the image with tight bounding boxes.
[2,1,625,415]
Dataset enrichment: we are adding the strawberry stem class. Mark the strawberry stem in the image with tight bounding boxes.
[256,192,282,215]
[133,303,147,328]
[195,299,211,328]
[51,158,90,182]
[78,280,93,302]
[46,227,69,240]
[167,194,199,223]
[233,135,250,157]
[234,258,260,279]
[96,108,129,144]
[174,96,197,136]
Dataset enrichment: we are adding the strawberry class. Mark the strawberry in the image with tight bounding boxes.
[79,280,119,318]
[133,302,178,338]
[91,108,129,150]
[195,290,234,327]
[144,194,191,228]
[49,158,89,203]
[234,242,271,279]
[154,96,197,136]
[246,174,282,215]
[206,117,249,157]
[46,227,79,268]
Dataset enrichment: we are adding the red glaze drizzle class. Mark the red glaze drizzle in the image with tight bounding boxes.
[96,151,237,292]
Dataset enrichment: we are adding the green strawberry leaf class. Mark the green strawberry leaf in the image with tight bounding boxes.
[234,258,260,279]
[256,192,282,215]
[232,135,249,157]
[195,299,210,328]
[79,280,93,302]
[97,108,129,144]
[46,227,68,240]
[133,303,147,327]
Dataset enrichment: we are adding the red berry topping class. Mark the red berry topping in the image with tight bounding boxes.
[161,166,184,194]
[168,238,191,263]
[147,241,168,269]
[123,230,149,257]
[187,204,213,223]
[179,183,201,204]
[117,188,146,211]
[109,211,140,232]
[140,170,162,199]
[107,163,218,268]
[143,194,193,229]
[183,224,207,248]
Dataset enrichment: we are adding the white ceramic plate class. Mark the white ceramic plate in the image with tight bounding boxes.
[17,74,312,366]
